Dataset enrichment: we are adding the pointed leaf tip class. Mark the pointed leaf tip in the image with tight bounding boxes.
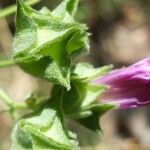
[13,0,89,89]
[67,0,79,16]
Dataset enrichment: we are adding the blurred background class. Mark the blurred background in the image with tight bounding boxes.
[0,0,150,149]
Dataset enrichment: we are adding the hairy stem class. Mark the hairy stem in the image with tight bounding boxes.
[0,0,41,19]
[0,88,28,110]
[0,59,15,68]
[0,88,15,107]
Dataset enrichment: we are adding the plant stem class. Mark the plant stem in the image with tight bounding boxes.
[0,88,29,121]
[0,88,28,110]
[0,59,15,68]
[0,0,41,19]
[0,88,15,107]
[14,102,28,110]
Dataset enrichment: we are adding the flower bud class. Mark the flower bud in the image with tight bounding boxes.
[94,58,150,108]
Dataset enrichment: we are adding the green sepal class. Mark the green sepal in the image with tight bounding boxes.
[11,88,79,150]
[78,104,115,132]
[72,63,113,80]
[60,80,115,145]
[52,0,79,19]
[61,62,114,131]
[13,0,89,89]
[62,79,115,131]
[62,79,107,116]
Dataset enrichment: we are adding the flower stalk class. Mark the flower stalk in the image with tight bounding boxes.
[0,59,15,68]
[0,0,41,19]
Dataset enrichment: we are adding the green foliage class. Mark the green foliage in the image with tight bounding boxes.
[1,0,148,149]
[72,63,113,80]
[11,88,78,150]
[63,63,115,131]
[11,62,114,149]
[0,0,116,149]
[13,0,89,90]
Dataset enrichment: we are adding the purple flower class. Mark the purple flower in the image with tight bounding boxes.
[94,58,150,109]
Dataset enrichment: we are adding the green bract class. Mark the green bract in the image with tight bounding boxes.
[63,63,114,131]
[11,88,79,150]
[72,63,113,80]
[8,1,115,150]
[11,62,114,149]
[13,0,89,90]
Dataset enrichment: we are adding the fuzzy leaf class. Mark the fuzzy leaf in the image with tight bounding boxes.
[52,0,79,19]
[62,63,115,131]
[72,63,113,80]
[13,0,89,89]
[78,104,115,131]
[62,79,107,117]
[11,89,78,150]
[62,78,115,132]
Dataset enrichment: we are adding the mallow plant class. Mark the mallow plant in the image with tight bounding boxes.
[0,0,150,149]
